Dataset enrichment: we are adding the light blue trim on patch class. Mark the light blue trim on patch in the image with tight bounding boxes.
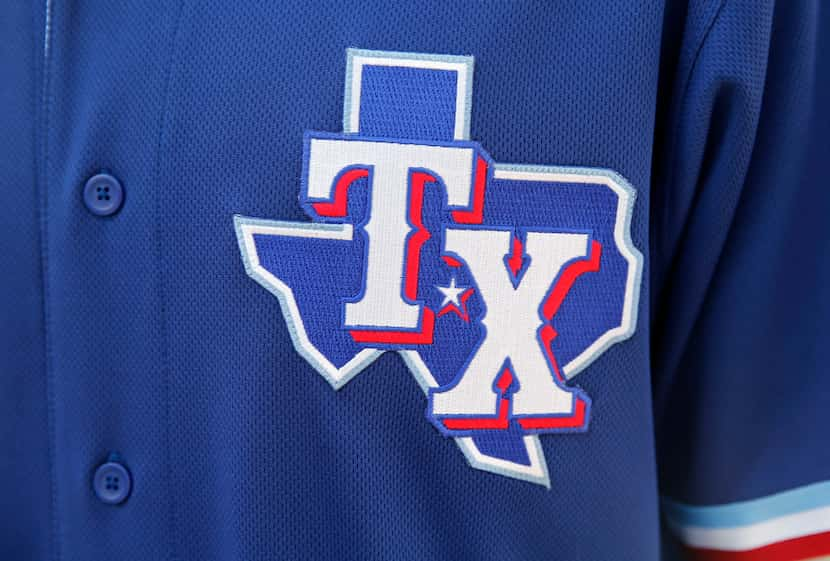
[461,435,551,488]
[233,215,383,390]
[398,350,551,488]
[493,163,644,381]
[233,48,645,488]
[662,480,830,528]
[343,48,475,140]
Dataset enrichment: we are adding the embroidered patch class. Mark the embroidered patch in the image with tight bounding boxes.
[234,49,642,487]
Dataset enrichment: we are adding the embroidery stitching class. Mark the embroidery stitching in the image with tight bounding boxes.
[234,48,643,487]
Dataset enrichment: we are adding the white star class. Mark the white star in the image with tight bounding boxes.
[436,277,467,308]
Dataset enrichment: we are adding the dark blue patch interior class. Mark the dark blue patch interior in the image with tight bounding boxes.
[359,65,457,141]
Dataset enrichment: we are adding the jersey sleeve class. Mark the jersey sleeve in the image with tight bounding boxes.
[653,1,830,559]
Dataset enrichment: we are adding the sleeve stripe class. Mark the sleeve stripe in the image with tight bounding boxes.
[663,481,830,559]
[681,531,830,561]
[663,481,830,527]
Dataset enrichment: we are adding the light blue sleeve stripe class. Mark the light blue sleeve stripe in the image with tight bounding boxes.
[662,480,830,528]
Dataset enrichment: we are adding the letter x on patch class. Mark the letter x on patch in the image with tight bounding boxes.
[235,49,643,486]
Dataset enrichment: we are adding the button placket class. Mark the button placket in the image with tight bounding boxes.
[92,455,132,505]
[83,173,124,216]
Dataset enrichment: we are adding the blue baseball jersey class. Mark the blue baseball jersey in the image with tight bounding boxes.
[1,1,829,560]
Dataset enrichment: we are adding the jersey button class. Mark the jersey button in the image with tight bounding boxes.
[93,460,132,505]
[83,172,124,216]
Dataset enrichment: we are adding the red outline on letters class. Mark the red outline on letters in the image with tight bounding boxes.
[311,168,369,217]
[404,172,434,301]
[442,367,513,430]
[451,156,488,224]
[440,240,602,432]
[507,235,524,278]
[350,308,435,345]
[543,240,602,320]
[347,171,437,345]
[437,288,475,322]
[442,255,462,268]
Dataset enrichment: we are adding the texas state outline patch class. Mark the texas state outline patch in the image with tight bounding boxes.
[234,48,643,487]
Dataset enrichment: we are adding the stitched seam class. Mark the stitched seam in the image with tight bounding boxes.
[660,0,729,252]
[36,0,60,560]
[660,48,773,416]
[652,0,729,415]
[153,1,186,560]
